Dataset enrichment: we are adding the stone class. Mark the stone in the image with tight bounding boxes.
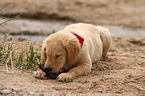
[0,89,12,95]
[13,88,20,92]
[12,91,17,94]
[29,91,35,95]
[98,90,103,93]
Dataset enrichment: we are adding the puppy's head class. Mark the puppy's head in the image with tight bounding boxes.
[40,31,81,74]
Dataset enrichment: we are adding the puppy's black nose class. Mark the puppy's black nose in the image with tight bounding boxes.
[45,66,53,71]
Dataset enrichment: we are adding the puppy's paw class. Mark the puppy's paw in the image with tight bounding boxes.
[57,73,73,82]
[34,70,46,79]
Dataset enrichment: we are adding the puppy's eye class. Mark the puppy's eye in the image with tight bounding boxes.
[55,55,61,58]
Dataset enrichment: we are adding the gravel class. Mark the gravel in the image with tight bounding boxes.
[0,88,62,96]
[0,89,12,95]
[0,88,37,96]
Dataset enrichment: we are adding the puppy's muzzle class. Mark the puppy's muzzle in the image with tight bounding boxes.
[45,66,53,72]
[39,64,59,79]
[39,64,52,73]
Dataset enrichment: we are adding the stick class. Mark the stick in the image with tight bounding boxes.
[6,57,9,72]
[0,18,14,26]
[0,3,11,11]
[10,51,13,73]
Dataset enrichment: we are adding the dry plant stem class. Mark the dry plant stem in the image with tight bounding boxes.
[5,57,9,72]
[127,84,145,91]
[1,50,10,53]
[0,3,11,11]
[4,26,16,41]
[0,18,13,26]
[0,4,12,28]
[10,51,13,73]
[0,3,16,40]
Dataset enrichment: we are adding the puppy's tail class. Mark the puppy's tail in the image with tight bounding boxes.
[97,26,112,58]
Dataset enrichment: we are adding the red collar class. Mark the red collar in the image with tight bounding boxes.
[71,32,84,47]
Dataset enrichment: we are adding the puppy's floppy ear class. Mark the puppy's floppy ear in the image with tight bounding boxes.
[63,39,81,65]
[40,44,46,64]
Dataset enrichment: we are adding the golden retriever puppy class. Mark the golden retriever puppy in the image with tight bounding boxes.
[34,23,111,82]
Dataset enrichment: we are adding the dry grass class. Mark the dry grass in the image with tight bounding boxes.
[0,42,40,72]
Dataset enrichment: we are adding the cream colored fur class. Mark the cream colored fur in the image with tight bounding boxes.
[34,23,111,82]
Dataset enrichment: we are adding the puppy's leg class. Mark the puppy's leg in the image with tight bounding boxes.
[100,28,111,60]
[58,52,92,82]
[34,70,46,79]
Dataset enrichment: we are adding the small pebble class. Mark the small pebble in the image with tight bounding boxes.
[7,37,12,41]
[21,90,27,95]
[13,88,20,92]
[93,83,97,86]
[12,91,17,94]
[29,91,35,95]
[0,89,12,95]
[18,36,25,41]
[98,90,103,93]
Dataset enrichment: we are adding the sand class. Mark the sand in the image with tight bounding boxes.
[0,36,145,95]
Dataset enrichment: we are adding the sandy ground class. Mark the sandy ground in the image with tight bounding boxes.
[0,37,145,96]
[0,0,145,96]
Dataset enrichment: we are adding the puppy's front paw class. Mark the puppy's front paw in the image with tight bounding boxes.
[57,73,73,82]
[34,70,46,79]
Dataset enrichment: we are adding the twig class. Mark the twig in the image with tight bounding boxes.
[0,50,10,53]
[0,3,11,11]
[0,18,14,26]
[10,51,13,73]
[0,24,9,31]
[6,57,9,72]
[4,25,16,40]
[126,83,145,91]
